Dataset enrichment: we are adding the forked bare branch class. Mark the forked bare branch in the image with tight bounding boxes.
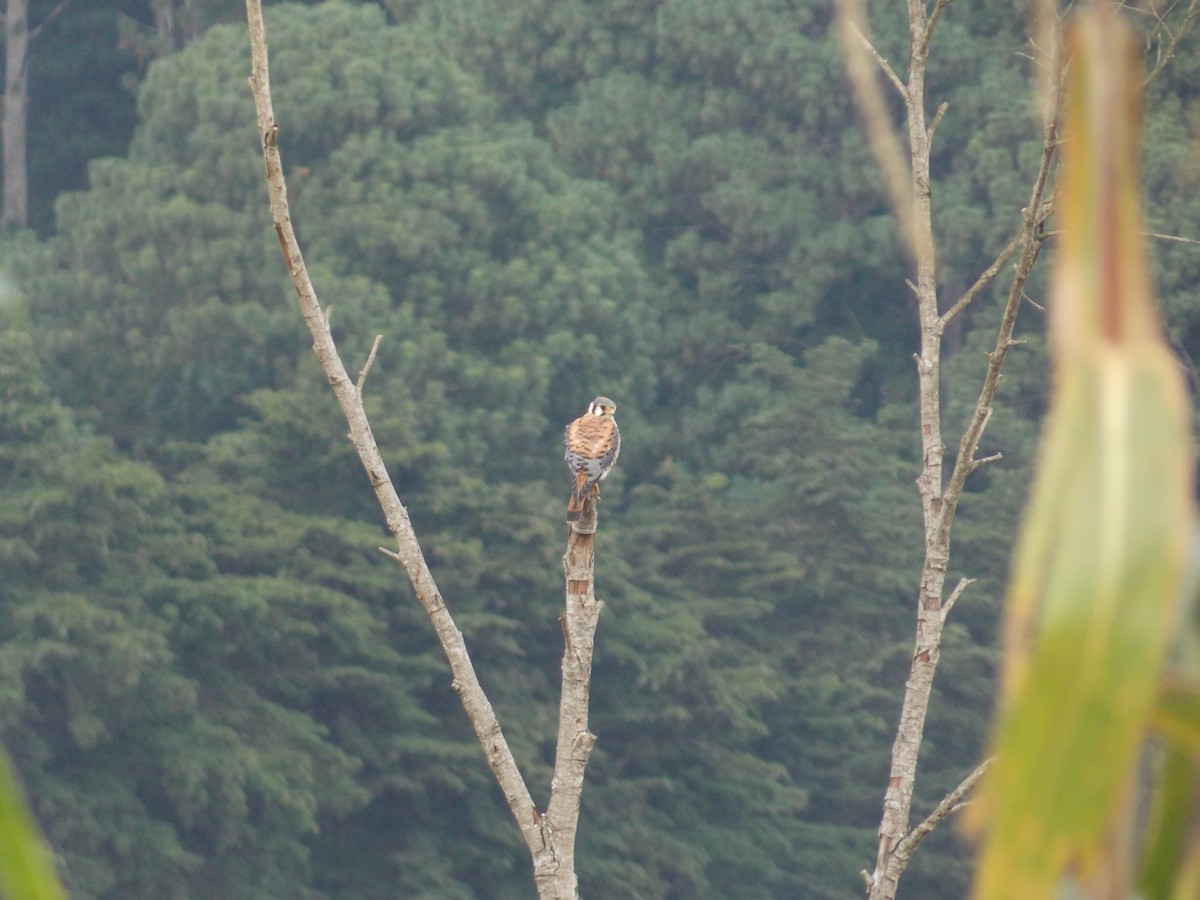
[243,4,602,897]
[854,2,1066,897]
[1142,0,1200,85]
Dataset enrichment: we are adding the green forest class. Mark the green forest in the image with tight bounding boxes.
[2,0,1199,897]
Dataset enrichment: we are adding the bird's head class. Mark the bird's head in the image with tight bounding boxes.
[589,397,617,417]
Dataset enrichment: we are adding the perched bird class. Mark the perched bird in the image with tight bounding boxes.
[564,396,620,522]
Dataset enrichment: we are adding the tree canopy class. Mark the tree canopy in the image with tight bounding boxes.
[2,0,1198,897]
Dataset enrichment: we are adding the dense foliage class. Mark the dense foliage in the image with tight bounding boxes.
[2,0,1197,897]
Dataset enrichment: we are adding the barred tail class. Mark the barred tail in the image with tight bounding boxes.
[566,470,590,522]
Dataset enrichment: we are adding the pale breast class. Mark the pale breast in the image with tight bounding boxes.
[564,416,620,481]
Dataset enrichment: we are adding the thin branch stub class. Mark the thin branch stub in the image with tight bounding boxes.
[927,102,949,146]
[893,756,994,861]
[941,576,976,623]
[856,27,908,99]
[357,334,383,392]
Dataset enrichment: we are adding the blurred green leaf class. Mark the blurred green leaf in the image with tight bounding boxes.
[970,6,1194,898]
[1151,681,1200,757]
[1140,680,1200,899]
[0,749,67,900]
[1139,736,1200,900]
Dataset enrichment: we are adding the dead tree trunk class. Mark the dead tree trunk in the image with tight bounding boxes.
[532,505,604,899]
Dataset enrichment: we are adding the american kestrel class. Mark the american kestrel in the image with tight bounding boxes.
[564,396,620,522]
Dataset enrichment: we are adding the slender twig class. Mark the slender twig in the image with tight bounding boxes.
[1022,292,1046,312]
[1144,230,1200,247]
[941,576,976,624]
[835,0,916,253]
[927,101,949,147]
[863,758,994,890]
[27,0,72,43]
[356,334,383,392]
[1143,0,1200,86]
[939,228,1025,327]
[970,451,1003,471]
[923,0,956,53]
[894,757,995,860]
[848,20,909,98]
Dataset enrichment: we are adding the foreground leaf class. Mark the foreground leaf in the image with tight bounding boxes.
[968,6,1194,897]
[0,750,66,900]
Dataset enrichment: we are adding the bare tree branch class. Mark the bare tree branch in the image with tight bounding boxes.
[857,3,1064,898]
[835,0,917,255]
[926,101,949,147]
[935,94,1062,553]
[855,4,957,896]
[969,451,1004,472]
[245,7,604,896]
[938,228,1025,327]
[894,756,994,860]
[27,0,71,43]
[922,0,957,53]
[1142,0,1200,86]
[243,0,555,883]
[848,19,909,99]
[355,333,383,393]
[863,759,993,893]
[1144,230,1200,247]
[940,576,975,624]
